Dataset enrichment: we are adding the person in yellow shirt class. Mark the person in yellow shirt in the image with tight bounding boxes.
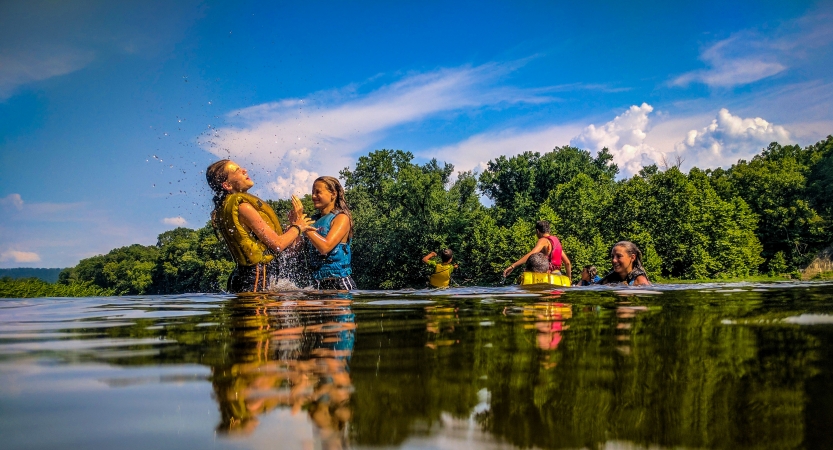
[422,249,458,288]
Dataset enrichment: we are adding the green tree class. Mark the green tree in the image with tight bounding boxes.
[342,150,487,288]
[710,142,827,270]
[60,244,160,295]
[478,146,618,226]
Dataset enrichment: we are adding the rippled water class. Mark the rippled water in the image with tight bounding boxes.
[2,282,833,449]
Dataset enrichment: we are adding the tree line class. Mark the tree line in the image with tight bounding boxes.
[47,136,832,295]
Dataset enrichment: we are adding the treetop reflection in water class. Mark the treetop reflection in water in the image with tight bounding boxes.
[1,283,833,449]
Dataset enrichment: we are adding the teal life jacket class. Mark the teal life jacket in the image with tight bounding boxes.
[307,211,352,280]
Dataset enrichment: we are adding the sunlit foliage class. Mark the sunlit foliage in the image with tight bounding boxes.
[13,136,830,295]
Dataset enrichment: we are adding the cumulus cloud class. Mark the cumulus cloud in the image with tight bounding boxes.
[0,250,41,263]
[571,103,666,176]
[420,124,583,174]
[672,6,833,88]
[267,169,320,198]
[201,61,558,197]
[674,108,791,168]
[0,193,24,210]
[162,216,188,227]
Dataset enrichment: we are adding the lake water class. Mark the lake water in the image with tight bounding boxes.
[2,282,833,449]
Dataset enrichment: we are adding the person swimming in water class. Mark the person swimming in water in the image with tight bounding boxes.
[516,252,571,286]
[578,265,601,286]
[206,159,314,293]
[304,176,356,291]
[422,249,458,288]
[598,241,651,286]
[526,252,550,273]
[503,220,572,280]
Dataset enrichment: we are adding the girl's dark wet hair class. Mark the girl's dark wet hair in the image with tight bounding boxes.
[527,253,549,272]
[583,265,598,279]
[206,159,231,226]
[440,248,453,263]
[535,220,550,234]
[613,241,647,275]
[314,176,353,239]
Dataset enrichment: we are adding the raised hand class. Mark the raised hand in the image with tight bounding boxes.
[288,195,306,222]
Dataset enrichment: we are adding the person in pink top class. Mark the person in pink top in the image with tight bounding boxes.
[503,220,572,280]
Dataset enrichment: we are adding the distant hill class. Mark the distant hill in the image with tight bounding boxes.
[0,268,64,283]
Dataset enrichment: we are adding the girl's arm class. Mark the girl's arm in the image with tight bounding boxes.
[502,238,548,277]
[305,214,351,255]
[238,202,313,253]
[561,251,572,279]
[422,251,437,263]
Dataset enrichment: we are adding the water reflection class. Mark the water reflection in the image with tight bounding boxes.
[2,284,833,449]
[209,296,355,448]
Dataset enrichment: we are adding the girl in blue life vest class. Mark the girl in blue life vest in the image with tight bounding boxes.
[206,159,314,293]
[304,176,356,291]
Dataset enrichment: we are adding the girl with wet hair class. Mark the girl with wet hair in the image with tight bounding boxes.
[578,265,601,286]
[598,241,651,286]
[304,176,356,290]
[206,160,314,293]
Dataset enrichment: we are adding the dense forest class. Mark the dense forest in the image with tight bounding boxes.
[39,135,833,295]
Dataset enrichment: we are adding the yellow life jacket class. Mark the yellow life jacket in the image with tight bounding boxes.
[216,192,283,266]
[520,271,571,287]
[428,262,454,288]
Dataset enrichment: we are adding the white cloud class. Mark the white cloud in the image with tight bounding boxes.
[162,216,188,227]
[0,250,41,263]
[571,103,666,177]
[0,47,95,100]
[672,38,786,88]
[266,169,320,199]
[420,124,583,174]
[674,108,791,168]
[0,193,24,210]
[0,198,158,268]
[672,7,833,88]
[201,61,558,197]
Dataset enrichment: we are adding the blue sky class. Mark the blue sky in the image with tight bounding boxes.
[1,0,832,268]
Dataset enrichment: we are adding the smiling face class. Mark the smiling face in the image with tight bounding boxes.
[611,245,635,276]
[222,161,254,193]
[311,180,336,213]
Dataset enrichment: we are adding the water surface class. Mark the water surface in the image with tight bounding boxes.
[2,282,833,449]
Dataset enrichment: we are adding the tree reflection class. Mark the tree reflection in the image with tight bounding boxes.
[209,296,355,448]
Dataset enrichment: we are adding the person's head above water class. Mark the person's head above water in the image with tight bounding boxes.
[311,176,350,215]
[611,241,645,276]
[526,252,549,273]
[206,160,254,193]
[440,248,453,263]
[206,160,256,219]
[581,265,598,281]
[534,220,550,237]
